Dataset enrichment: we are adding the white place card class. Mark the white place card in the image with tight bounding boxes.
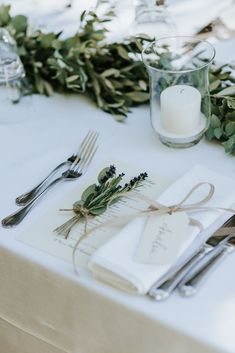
[134,212,189,265]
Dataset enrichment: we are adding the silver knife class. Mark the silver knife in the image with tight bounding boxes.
[148,215,235,300]
[178,232,235,297]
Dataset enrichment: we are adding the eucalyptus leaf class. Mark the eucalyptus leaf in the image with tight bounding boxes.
[217,86,235,97]
[92,78,101,96]
[211,103,220,116]
[209,79,220,92]
[222,135,235,153]
[210,114,221,128]
[225,122,235,136]
[206,127,215,140]
[40,33,57,48]
[114,114,126,122]
[139,80,147,91]
[66,75,80,83]
[214,127,223,139]
[101,68,120,78]
[102,77,114,90]
[117,46,130,60]
[226,111,235,121]
[81,184,97,202]
[73,200,84,208]
[125,92,149,102]
[11,15,27,32]
[43,80,54,96]
[0,5,10,26]
[90,206,107,215]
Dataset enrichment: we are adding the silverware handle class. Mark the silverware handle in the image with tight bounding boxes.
[2,177,62,227]
[148,246,207,300]
[16,161,68,205]
[178,245,229,297]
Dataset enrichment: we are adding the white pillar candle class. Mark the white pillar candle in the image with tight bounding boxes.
[160,85,201,134]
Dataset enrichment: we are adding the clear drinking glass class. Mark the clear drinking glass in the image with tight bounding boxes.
[132,0,175,38]
[0,29,26,124]
[142,36,215,148]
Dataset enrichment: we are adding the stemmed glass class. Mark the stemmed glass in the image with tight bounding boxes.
[0,28,27,124]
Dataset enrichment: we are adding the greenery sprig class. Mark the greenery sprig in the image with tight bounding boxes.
[54,165,148,239]
[0,5,235,154]
[206,63,235,154]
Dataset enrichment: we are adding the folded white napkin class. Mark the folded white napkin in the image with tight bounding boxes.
[88,165,235,295]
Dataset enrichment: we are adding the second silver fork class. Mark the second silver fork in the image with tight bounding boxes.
[2,132,98,227]
[16,130,96,206]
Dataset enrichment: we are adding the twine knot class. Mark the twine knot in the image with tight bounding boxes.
[73,203,90,218]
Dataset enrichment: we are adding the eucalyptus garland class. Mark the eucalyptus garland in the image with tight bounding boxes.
[0,5,150,121]
[0,5,235,154]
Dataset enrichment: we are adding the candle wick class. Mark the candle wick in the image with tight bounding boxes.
[180,88,185,94]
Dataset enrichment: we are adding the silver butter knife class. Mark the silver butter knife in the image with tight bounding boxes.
[148,215,235,301]
[178,232,235,297]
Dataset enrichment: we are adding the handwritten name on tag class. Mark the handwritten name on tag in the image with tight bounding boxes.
[134,212,189,265]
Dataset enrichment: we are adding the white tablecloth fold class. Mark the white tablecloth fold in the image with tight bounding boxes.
[88,164,235,295]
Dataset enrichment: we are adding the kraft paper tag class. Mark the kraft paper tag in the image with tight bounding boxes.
[134,212,189,265]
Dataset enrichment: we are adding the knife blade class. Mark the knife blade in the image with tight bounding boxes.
[178,232,235,297]
[148,214,235,301]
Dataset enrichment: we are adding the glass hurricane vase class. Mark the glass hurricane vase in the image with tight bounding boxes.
[142,36,215,148]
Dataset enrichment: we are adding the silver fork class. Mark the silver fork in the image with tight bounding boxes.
[2,132,98,228]
[16,130,95,206]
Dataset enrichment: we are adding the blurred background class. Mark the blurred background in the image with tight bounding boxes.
[1,0,234,42]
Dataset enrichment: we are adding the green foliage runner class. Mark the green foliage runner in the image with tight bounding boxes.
[0,5,235,154]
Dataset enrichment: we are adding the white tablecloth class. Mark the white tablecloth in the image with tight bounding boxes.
[1,1,235,353]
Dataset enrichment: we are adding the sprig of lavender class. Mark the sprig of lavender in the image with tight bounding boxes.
[54,165,148,238]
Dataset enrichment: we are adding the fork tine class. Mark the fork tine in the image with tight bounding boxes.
[75,132,99,169]
[70,130,93,169]
[76,145,98,174]
[70,130,95,170]
[70,131,98,173]
[82,145,98,173]
[77,130,92,153]
[78,130,95,157]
